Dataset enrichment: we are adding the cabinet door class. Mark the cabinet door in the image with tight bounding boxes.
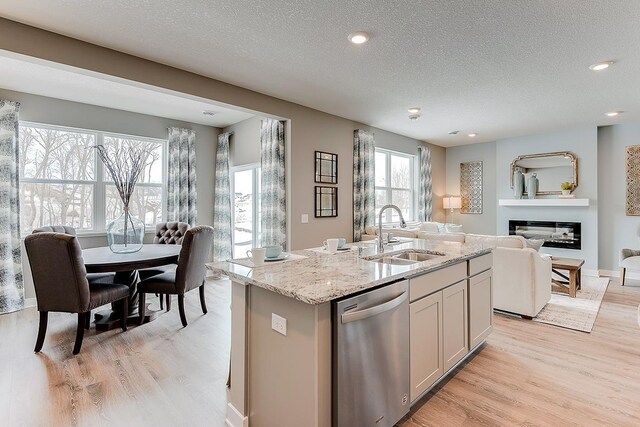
[443,280,468,372]
[469,269,493,350]
[409,291,443,402]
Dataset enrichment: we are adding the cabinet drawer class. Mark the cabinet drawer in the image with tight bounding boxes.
[410,262,467,302]
[469,253,492,277]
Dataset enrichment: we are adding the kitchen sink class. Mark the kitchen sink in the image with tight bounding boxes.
[368,257,418,266]
[393,252,442,262]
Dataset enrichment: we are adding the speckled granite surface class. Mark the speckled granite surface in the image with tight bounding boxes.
[206,240,492,305]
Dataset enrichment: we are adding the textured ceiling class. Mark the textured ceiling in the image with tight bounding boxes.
[1,0,639,146]
[0,54,255,127]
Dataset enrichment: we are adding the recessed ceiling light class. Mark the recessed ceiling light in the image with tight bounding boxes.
[468,133,477,137]
[448,131,460,135]
[605,111,623,117]
[202,110,216,116]
[348,31,369,44]
[589,61,614,71]
[408,107,421,114]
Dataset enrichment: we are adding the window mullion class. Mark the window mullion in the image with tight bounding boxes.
[95,132,105,232]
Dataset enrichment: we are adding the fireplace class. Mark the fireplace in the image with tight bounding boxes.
[508,220,581,250]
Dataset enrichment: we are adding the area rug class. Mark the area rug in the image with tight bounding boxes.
[532,276,610,333]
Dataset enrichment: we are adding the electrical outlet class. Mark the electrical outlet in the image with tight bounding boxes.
[271,313,287,336]
[301,214,309,224]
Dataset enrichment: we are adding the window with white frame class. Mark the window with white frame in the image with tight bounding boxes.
[231,164,261,259]
[19,122,166,235]
[375,148,416,223]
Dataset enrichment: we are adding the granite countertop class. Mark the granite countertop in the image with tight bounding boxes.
[206,240,492,305]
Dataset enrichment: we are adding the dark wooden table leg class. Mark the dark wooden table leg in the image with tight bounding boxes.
[94,270,161,331]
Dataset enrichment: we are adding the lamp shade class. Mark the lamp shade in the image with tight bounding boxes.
[443,195,462,209]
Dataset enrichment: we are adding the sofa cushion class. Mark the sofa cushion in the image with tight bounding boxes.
[465,234,525,249]
[384,228,419,238]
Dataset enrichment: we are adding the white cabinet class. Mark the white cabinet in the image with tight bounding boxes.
[468,269,493,350]
[409,291,443,402]
[442,280,468,372]
[409,258,493,404]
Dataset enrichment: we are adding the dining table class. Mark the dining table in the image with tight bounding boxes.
[83,244,182,331]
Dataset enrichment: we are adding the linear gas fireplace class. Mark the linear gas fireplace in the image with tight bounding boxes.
[509,220,581,250]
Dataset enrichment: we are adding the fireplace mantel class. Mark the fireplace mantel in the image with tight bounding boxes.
[498,198,589,207]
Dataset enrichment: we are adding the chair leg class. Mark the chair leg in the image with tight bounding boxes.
[85,310,91,330]
[621,267,626,286]
[166,294,171,312]
[178,294,188,327]
[34,311,48,353]
[159,294,164,310]
[73,313,87,355]
[121,298,128,331]
[138,292,146,325]
[199,283,208,315]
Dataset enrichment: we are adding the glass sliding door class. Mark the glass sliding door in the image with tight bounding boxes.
[231,164,261,259]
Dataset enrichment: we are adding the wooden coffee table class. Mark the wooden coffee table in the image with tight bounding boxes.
[551,257,585,298]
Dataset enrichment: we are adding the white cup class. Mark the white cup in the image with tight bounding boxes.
[246,248,266,266]
[323,238,340,253]
[382,233,389,243]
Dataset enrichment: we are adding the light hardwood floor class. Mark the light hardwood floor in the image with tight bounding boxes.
[2,277,639,426]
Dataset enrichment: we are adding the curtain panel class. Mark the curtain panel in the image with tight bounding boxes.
[260,119,287,249]
[0,100,23,314]
[353,129,375,242]
[418,146,433,222]
[167,128,197,225]
[213,132,232,261]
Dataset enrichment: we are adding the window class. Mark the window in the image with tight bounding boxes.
[375,148,416,223]
[19,122,166,235]
[231,164,261,259]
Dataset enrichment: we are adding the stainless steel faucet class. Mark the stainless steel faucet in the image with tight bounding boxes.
[378,204,406,253]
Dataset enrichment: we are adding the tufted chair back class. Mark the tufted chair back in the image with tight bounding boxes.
[154,222,190,244]
[175,226,214,294]
[32,225,76,235]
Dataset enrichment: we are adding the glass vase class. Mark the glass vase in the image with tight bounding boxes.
[107,210,145,254]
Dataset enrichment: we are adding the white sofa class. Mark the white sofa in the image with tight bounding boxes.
[361,221,464,241]
[363,223,552,317]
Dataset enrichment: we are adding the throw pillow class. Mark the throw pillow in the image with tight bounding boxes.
[436,222,447,233]
[445,224,464,233]
[524,238,545,251]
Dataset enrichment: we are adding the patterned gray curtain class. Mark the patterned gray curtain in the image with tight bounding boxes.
[418,146,433,221]
[0,100,23,314]
[353,129,375,242]
[260,119,287,249]
[213,132,232,261]
[167,127,197,225]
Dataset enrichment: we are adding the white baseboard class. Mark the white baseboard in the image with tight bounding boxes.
[24,298,36,308]
[226,403,248,427]
[599,269,640,280]
[582,269,599,277]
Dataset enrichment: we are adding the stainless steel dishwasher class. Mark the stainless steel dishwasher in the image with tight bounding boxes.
[333,280,409,427]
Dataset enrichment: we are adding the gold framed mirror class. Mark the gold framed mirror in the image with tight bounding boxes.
[510,151,578,195]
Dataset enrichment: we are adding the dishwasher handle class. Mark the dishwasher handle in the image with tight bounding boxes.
[341,291,407,324]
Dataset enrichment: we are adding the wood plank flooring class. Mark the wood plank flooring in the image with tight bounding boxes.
[1,277,639,426]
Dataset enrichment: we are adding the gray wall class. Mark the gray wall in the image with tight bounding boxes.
[2,88,221,298]
[598,124,640,271]
[445,141,497,234]
[224,116,262,167]
[496,127,599,270]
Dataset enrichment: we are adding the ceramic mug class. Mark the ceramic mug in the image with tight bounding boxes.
[387,232,394,242]
[323,238,340,253]
[246,247,266,266]
[265,245,283,259]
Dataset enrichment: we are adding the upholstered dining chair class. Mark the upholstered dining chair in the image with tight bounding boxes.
[24,233,130,355]
[139,221,190,311]
[620,248,640,286]
[138,225,214,327]
[32,225,115,286]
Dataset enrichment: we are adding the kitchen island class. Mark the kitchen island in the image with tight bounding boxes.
[208,239,493,427]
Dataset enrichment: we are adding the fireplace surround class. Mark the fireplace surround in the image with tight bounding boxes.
[508,220,581,250]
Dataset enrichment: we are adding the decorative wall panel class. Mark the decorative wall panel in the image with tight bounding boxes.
[460,161,483,214]
[625,145,640,215]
